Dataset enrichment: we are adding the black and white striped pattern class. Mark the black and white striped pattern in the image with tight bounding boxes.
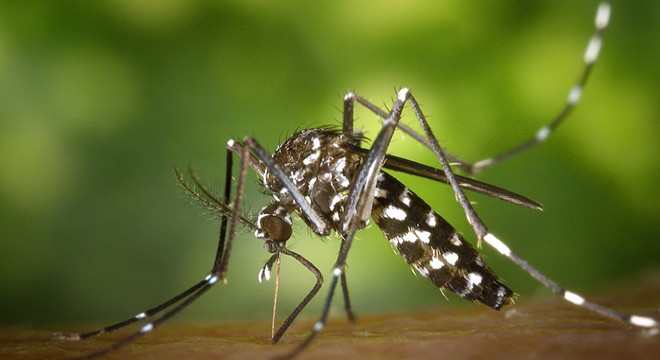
[441,2,613,175]
[372,172,512,309]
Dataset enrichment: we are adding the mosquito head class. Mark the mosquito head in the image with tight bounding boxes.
[260,214,292,242]
[255,202,293,252]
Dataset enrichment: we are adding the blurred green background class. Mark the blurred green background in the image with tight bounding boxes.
[0,0,658,328]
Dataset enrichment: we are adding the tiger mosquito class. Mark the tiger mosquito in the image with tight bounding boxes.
[55,3,657,359]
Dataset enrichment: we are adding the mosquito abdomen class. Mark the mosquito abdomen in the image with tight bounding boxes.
[371,171,513,310]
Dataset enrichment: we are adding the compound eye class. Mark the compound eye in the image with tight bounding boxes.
[260,215,292,242]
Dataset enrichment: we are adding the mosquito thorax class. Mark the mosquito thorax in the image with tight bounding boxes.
[263,128,364,236]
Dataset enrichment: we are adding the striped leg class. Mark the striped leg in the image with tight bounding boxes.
[53,145,242,358]
[464,2,612,174]
[377,3,612,176]
[403,79,658,329]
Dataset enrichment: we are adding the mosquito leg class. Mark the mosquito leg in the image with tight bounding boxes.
[340,88,411,235]
[73,276,219,360]
[272,248,324,343]
[351,5,611,177]
[211,139,253,280]
[214,146,233,271]
[349,92,467,174]
[464,3,611,174]
[56,140,258,359]
[338,236,356,322]
[54,147,236,344]
[343,91,356,135]
[340,271,356,322]
[404,86,658,329]
[53,278,209,342]
[276,267,339,360]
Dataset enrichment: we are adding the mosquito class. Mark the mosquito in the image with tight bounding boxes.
[55,2,657,359]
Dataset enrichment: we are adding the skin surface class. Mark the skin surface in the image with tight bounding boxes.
[3,272,658,360]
